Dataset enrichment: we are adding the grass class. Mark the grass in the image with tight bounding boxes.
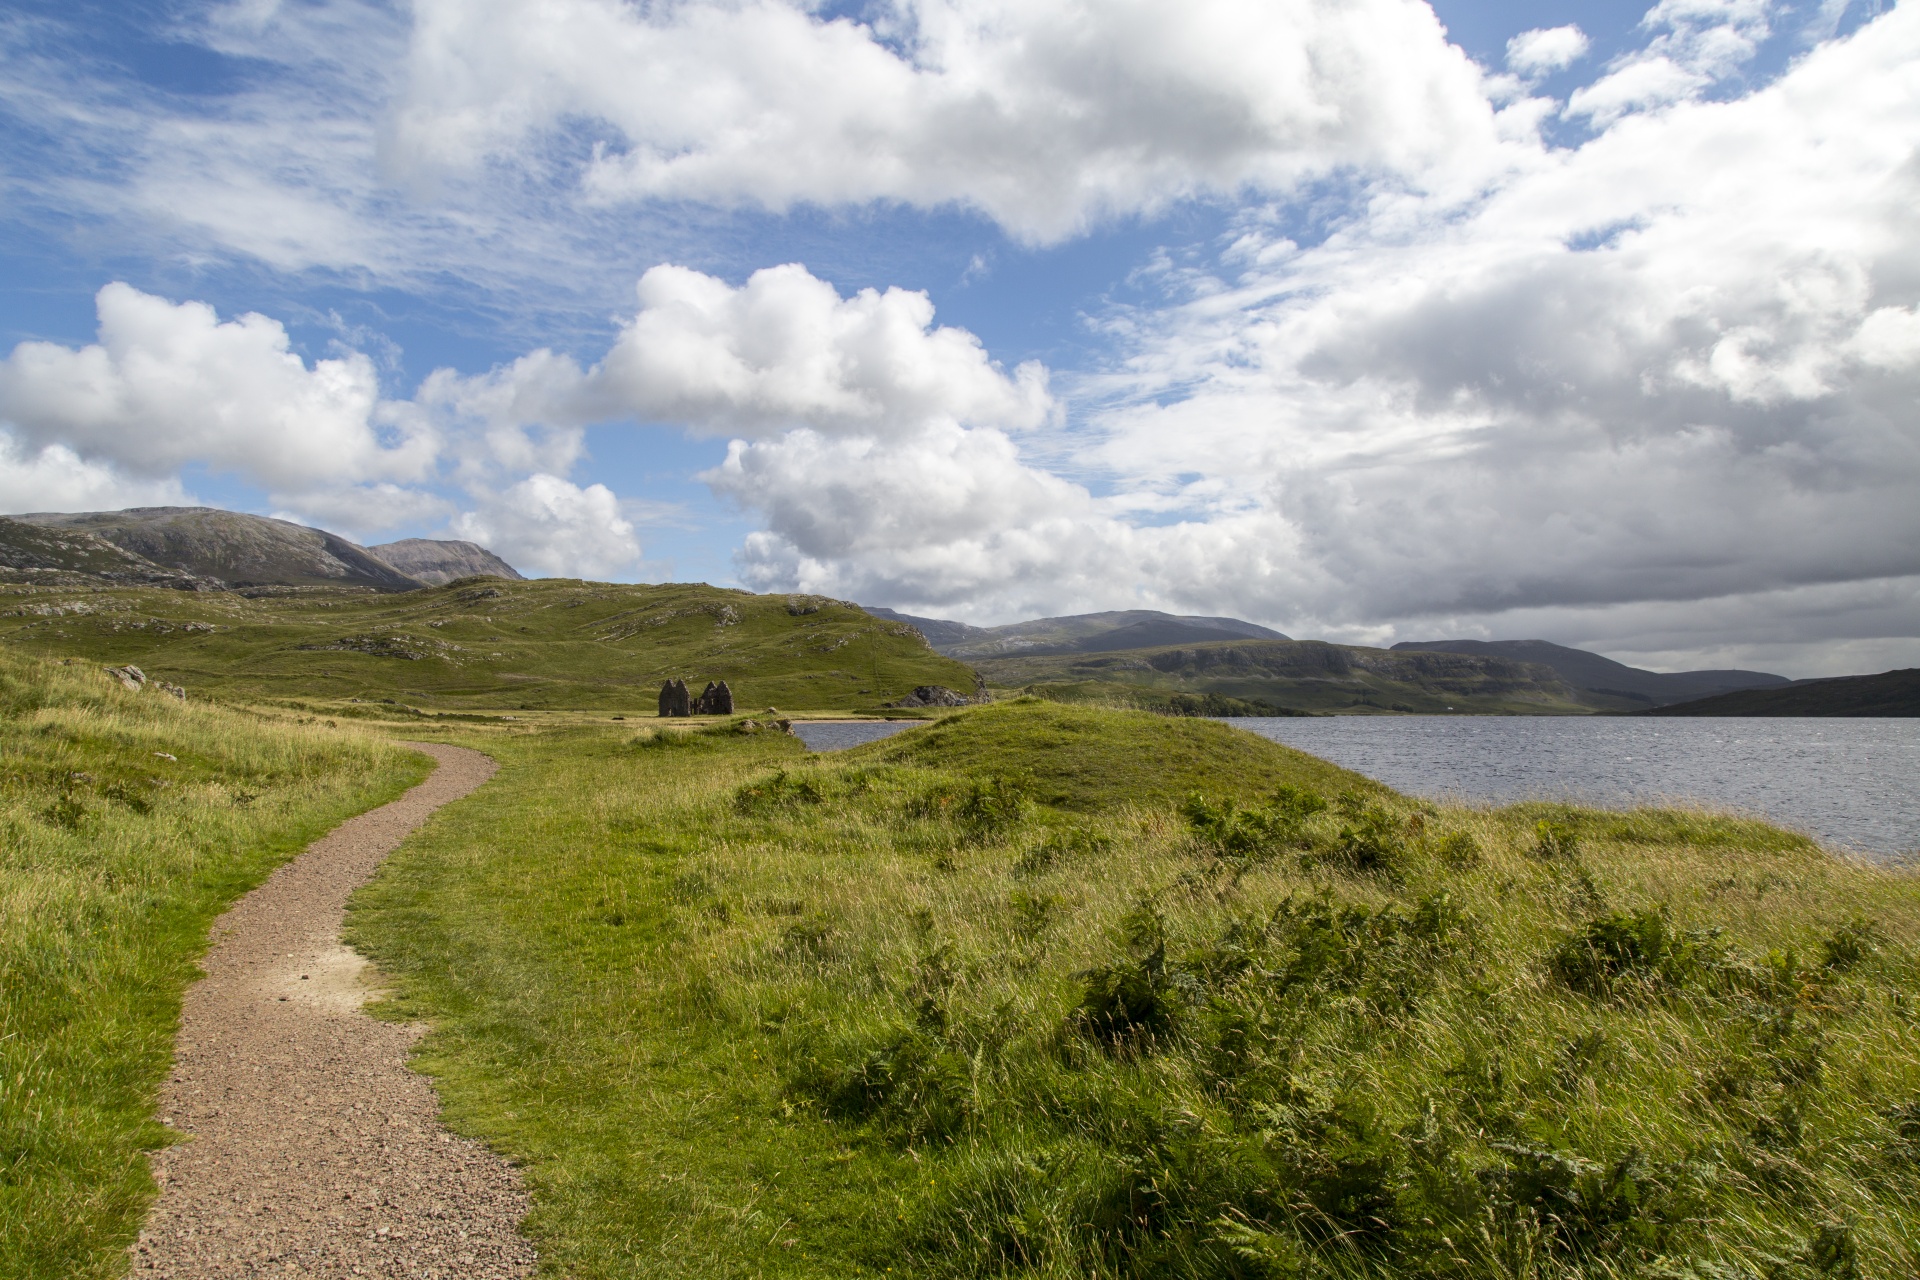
[348,701,1920,1278]
[0,653,430,1280]
[0,577,977,714]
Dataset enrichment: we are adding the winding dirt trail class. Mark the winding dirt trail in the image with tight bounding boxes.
[131,743,538,1279]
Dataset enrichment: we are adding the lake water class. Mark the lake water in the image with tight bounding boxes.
[1236,716,1920,857]
[792,714,1920,857]
[791,721,922,752]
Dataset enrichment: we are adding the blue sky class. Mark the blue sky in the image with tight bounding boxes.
[1,0,1915,675]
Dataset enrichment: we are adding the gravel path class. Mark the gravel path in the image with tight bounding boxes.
[131,743,538,1279]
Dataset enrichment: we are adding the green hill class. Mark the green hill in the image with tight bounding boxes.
[861,698,1377,809]
[1645,667,1920,716]
[974,637,1599,714]
[0,576,976,713]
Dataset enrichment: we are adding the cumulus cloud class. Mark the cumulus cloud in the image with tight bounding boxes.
[432,263,1052,439]
[1505,26,1590,77]
[0,435,193,515]
[388,0,1510,242]
[0,284,436,490]
[698,3,1920,672]
[451,474,640,579]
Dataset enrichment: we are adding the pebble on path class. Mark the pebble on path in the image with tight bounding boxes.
[132,743,538,1279]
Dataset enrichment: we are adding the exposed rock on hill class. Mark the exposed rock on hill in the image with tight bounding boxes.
[11,508,424,592]
[367,538,523,586]
[0,515,219,589]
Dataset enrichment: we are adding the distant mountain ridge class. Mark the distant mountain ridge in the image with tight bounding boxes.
[3,507,523,594]
[861,607,1289,658]
[369,538,524,586]
[1643,668,1920,717]
[1390,638,1788,708]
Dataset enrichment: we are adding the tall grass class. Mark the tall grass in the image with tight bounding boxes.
[351,706,1920,1278]
[0,654,429,1279]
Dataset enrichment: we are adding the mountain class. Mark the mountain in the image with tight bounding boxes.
[860,607,1289,658]
[1389,639,1788,709]
[0,515,217,588]
[969,637,1595,715]
[1643,668,1920,717]
[368,538,524,586]
[860,607,992,650]
[10,507,424,592]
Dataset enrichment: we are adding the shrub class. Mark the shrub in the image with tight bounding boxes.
[1477,1143,1674,1257]
[1548,907,1721,996]
[1820,916,1885,971]
[1073,902,1180,1048]
[733,768,823,813]
[956,773,1032,836]
[1434,830,1481,868]
[1323,801,1407,876]
[1532,818,1580,860]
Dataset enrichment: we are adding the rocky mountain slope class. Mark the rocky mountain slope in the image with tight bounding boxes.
[1391,638,1788,708]
[10,508,424,591]
[368,538,524,586]
[863,607,1288,658]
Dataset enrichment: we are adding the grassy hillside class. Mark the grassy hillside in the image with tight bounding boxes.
[0,576,977,714]
[977,638,1605,714]
[0,653,429,1280]
[349,702,1920,1278]
[1646,669,1920,717]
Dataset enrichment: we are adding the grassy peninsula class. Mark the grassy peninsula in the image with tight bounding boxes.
[0,654,429,1279]
[347,701,1920,1278]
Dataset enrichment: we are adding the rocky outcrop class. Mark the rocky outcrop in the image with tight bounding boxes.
[890,685,974,708]
[367,538,524,587]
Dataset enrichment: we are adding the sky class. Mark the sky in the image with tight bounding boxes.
[0,0,1915,678]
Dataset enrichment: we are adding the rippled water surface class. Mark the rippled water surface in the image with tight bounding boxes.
[791,721,922,752]
[1234,716,1920,855]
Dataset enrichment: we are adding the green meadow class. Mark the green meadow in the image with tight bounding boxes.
[0,654,429,1279]
[0,576,975,714]
[341,701,1920,1279]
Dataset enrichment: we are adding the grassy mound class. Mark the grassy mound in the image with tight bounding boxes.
[860,699,1376,810]
[348,704,1920,1278]
[0,654,428,1279]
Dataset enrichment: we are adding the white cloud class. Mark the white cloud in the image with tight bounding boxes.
[0,284,436,490]
[431,263,1053,439]
[0,434,193,515]
[693,3,1920,675]
[1506,26,1590,77]
[450,473,640,579]
[1569,0,1773,124]
[388,0,1511,242]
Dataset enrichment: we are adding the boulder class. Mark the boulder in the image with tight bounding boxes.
[890,685,971,708]
[105,664,146,691]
